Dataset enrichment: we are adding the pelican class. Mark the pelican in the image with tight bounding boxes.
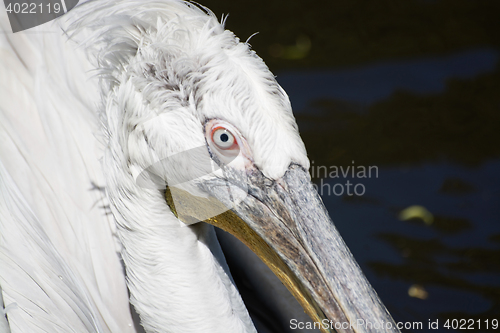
[0,1,399,332]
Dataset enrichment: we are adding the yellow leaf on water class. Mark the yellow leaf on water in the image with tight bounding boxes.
[399,205,434,225]
[408,284,429,300]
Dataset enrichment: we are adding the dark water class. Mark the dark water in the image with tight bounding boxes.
[204,0,500,332]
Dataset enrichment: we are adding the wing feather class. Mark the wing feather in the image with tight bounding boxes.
[0,7,135,333]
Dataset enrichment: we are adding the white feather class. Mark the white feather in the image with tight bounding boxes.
[0,5,133,333]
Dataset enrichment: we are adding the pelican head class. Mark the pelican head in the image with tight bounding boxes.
[67,0,398,332]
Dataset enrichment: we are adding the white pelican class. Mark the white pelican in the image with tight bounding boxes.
[0,1,399,332]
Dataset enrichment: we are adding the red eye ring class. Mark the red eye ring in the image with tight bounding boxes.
[211,126,239,150]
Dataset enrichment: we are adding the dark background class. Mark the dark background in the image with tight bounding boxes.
[202,0,500,332]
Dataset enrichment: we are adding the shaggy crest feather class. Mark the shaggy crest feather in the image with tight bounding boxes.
[68,0,309,179]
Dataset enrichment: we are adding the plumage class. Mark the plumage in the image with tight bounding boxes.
[0,4,134,331]
[0,1,398,332]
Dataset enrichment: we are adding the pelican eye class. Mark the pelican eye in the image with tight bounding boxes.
[212,128,235,149]
[205,121,242,163]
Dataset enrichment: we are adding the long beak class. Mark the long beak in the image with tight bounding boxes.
[165,164,399,333]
